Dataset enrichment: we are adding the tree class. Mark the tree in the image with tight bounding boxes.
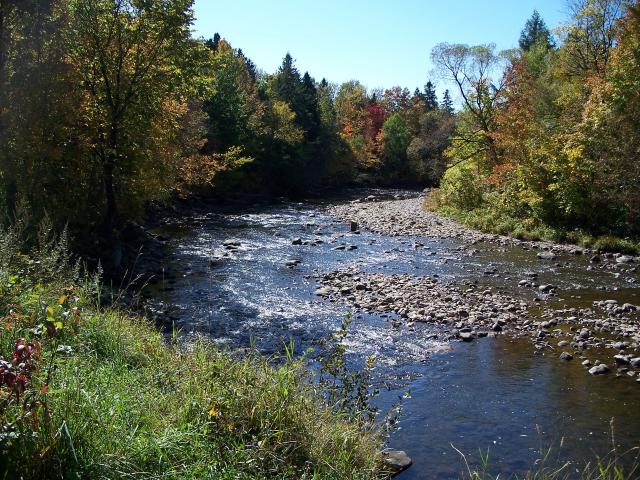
[561,0,628,76]
[441,89,454,115]
[68,0,202,260]
[424,80,438,110]
[431,43,507,167]
[519,10,556,51]
[407,110,456,185]
[380,113,411,181]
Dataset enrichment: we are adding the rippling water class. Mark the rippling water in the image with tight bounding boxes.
[146,192,640,478]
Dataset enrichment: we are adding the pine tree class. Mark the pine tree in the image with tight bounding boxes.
[205,32,221,52]
[424,81,438,110]
[519,10,556,51]
[301,71,321,140]
[441,89,454,115]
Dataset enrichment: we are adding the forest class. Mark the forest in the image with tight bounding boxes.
[3,0,639,263]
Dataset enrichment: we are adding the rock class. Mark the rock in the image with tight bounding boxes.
[382,450,412,474]
[315,287,331,296]
[537,251,557,260]
[616,255,635,264]
[285,259,301,268]
[558,340,569,347]
[459,331,474,342]
[560,352,573,361]
[590,255,601,263]
[589,364,610,375]
[291,237,303,245]
[582,359,592,367]
[346,245,358,251]
[630,357,640,368]
[614,354,631,365]
[350,221,359,232]
[223,239,241,247]
[538,284,555,294]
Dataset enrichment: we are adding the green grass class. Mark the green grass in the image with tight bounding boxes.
[0,270,385,479]
[425,191,640,255]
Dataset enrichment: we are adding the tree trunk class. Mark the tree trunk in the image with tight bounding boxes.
[102,123,122,271]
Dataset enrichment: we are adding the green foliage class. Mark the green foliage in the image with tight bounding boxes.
[438,162,485,211]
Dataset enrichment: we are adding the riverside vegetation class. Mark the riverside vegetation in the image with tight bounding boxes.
[0,223,387,478]
[1,0,640,478]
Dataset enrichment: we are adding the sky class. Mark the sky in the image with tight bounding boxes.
[192,0,569,95]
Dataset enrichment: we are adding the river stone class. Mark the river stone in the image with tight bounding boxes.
[291,237,303,245]
[558,340,569,347]
[589,364,610,375]
[315,287,331,296]
[614,354,631,365]
[630,357,640,368]
[382,450,412,474]
[223,239,241,247]
[560,352,573,361]
[459,331,474,342]
[616,255,635,264]
[537,251,557,260]
[350,221,359,232]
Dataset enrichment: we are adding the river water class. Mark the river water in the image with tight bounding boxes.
[146,192,640,479]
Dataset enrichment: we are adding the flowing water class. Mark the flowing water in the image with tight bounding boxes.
[146,192,640,479]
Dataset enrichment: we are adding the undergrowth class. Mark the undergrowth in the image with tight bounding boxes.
[424,190,640,255]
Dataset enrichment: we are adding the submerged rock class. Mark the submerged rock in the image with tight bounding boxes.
[537,251,557,260]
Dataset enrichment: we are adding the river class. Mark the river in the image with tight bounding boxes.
[144,190,640,479]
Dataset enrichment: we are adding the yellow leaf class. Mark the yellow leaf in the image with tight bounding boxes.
[208,406,218,417]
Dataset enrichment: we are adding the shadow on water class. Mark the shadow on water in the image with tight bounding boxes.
[145,192,640,478]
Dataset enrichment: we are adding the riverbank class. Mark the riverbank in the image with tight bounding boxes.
[424,189,640,256]
[0,235,389,479]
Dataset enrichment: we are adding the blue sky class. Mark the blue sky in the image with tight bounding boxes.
[192,0,568,95]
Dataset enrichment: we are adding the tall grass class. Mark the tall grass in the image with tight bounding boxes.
[0,225,386,479]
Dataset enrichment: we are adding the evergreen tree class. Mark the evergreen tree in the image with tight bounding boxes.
[205,32,221,52]
[301,71,321,140]
[237,48,257,82]
[519,10,556,51]
[441,89,454,115]
[424,80,438,110]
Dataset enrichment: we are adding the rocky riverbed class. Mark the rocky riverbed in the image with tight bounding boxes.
[324,193,640,381]
[332,194,593,255]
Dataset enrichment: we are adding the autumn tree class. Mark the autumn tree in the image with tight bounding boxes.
[68,0,202,243]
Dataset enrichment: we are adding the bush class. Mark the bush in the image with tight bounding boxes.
[439,162,486,211]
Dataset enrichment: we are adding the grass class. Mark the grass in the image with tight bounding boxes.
[424,190,640,255]
[0,227,386,479]
[454,439,640,480]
